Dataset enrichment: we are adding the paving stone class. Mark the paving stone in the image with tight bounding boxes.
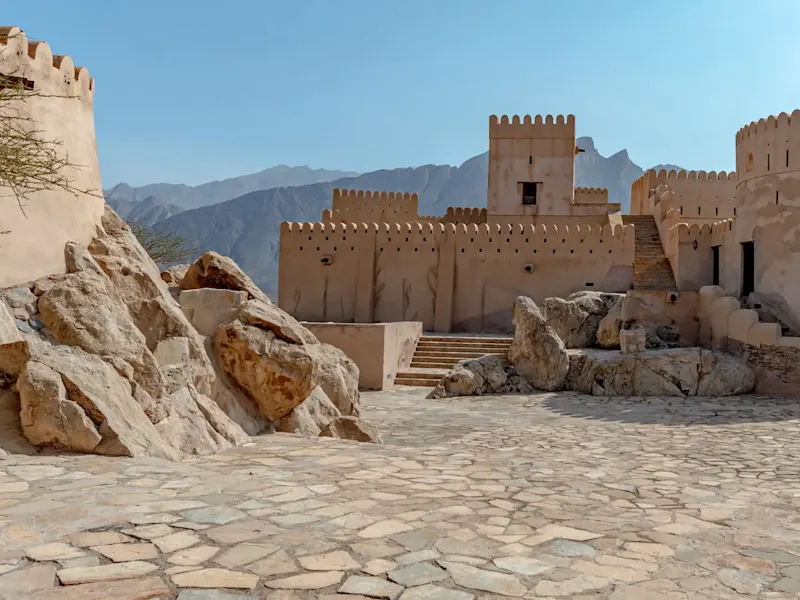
[493,556,554,575]
[363,558,399,575]
[0,564,57,595]
[773,576,800,593]
[298,550,361,571]
[122,524,176,540]
[358,519,415,539]
[247,549,298,576]
[127,513,182,525]
[351,541,404,558]
[717,567,772,595]
[69,531,133,548]
[388,561,448,586]
[176,591,257,600]
[57,556,101,569]
[180,506,247,525]
[21,575,169,599]
[171,567,260,589]
[741,548,800,564]
[395,549,441,565]
[265,570,344,590]
[438,561,526,597]
[398,584,475,600]
[204,519,280,544]
[57,560,159,585]
[153,531,202,553]
[168,545,221,566]
[25,542,86,561]
[339,574,404,599]
[214,543,279,568]
[534,574,611,596]
[91,542,159,562]
[545,539,597,557]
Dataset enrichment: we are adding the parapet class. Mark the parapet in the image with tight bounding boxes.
[489,114,575,139]
[630,169,737,218]
[0,26,94,100]
[440,207,487,224]
[573,187,609,205]
[735,111,800,181]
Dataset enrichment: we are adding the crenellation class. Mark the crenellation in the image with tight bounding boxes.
[489,113,576,140]
[735,110,800,182]
[0,26,94,100]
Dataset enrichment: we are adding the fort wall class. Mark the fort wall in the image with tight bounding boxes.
[487,114,576,217]
[324,189,419,223]
[630,169,737,220]
[573,187,608,205]
[278,221,634,333]
[0,26,104,287]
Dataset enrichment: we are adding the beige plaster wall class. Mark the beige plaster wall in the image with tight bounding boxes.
[279,221,634,333]
[324,189,419,224]
[487,115,576,217]
[303,321,422,390]
[630,169,737,219]
[0,27,104,287]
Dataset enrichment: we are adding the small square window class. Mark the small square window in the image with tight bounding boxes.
[521,182,538,205]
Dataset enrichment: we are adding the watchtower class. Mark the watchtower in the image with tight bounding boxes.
[487,114,577,217]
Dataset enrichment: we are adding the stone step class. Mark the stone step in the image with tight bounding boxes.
[414,350,505,358]
[415,341,511,349]
[394,377,438,387]
[420,336,513,343]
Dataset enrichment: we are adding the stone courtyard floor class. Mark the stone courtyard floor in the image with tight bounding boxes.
[2,388,800,599]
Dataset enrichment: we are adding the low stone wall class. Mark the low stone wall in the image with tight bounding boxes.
[303,322,422,390]
[724,338,800,397]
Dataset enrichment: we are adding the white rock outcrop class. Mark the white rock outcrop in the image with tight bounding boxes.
[565,348,756,397]
[508,297,570,392]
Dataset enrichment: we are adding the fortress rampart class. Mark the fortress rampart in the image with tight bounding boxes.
[631,169,737,220]
[325,188,419,223]
[0,26,104,287]
[489,114,575,140]
[278,220,633,332]
[573,187,608,205]
[736,111,800,184]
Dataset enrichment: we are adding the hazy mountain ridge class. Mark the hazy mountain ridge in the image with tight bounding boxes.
[105,165,360,210]
[142,136,676,296]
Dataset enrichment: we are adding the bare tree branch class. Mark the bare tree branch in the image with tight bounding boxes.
[127,220,198,265]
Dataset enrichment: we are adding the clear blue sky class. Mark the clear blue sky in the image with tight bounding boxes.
[4,0,800,187]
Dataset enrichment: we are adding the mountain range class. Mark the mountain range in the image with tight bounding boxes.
[107,137,680,297]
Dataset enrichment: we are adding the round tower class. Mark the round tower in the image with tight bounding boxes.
[731,110,800,328]
[0,26,104,287]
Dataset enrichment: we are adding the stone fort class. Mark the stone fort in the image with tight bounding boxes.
[279,111,800,338]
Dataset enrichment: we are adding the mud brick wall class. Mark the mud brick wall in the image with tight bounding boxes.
[724,338,800,397]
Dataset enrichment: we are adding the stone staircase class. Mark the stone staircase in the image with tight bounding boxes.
[622,215,677,290]
[740,296,793,337]
[394,335,513,387]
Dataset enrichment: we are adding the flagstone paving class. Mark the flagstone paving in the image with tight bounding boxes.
[1,387,800,598]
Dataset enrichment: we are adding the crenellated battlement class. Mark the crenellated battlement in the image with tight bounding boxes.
[573,187,609,204]
[0,26,94,101]
[630,169,737,219]
[489,114,575,139]
[440,207,487,224]
[735,111,800,182]
[332,189,419,203]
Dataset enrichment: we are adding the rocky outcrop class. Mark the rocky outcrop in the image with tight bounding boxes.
[161,264,190,285]
[428,355,511,399]
[182,251,270,304]
[17,346,179,460]
[542,292,623,348]
[0,302,29,383]
[277,387,340,436]
[508,297,570,391]
[215,299,374,441]
[622,320,681,349]
[319,416,382,444]
[596,297,624,348]
[565,348,756,397]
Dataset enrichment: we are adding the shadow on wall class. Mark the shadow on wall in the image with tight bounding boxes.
[541,394,800,425]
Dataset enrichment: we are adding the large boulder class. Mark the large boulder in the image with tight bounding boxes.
[428,354,510,399]
[182,251,270,304]
[215,299,361,423]
[277,386,340,436]
[596,296,624,349]
[87,209,215,397]
[319,416,382,444]
[17,346,179,460]
[0,302,29,383]
[565,348,755,397]
[36,267,168,404]
[508,297,569,391]
[542,292,623,348]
